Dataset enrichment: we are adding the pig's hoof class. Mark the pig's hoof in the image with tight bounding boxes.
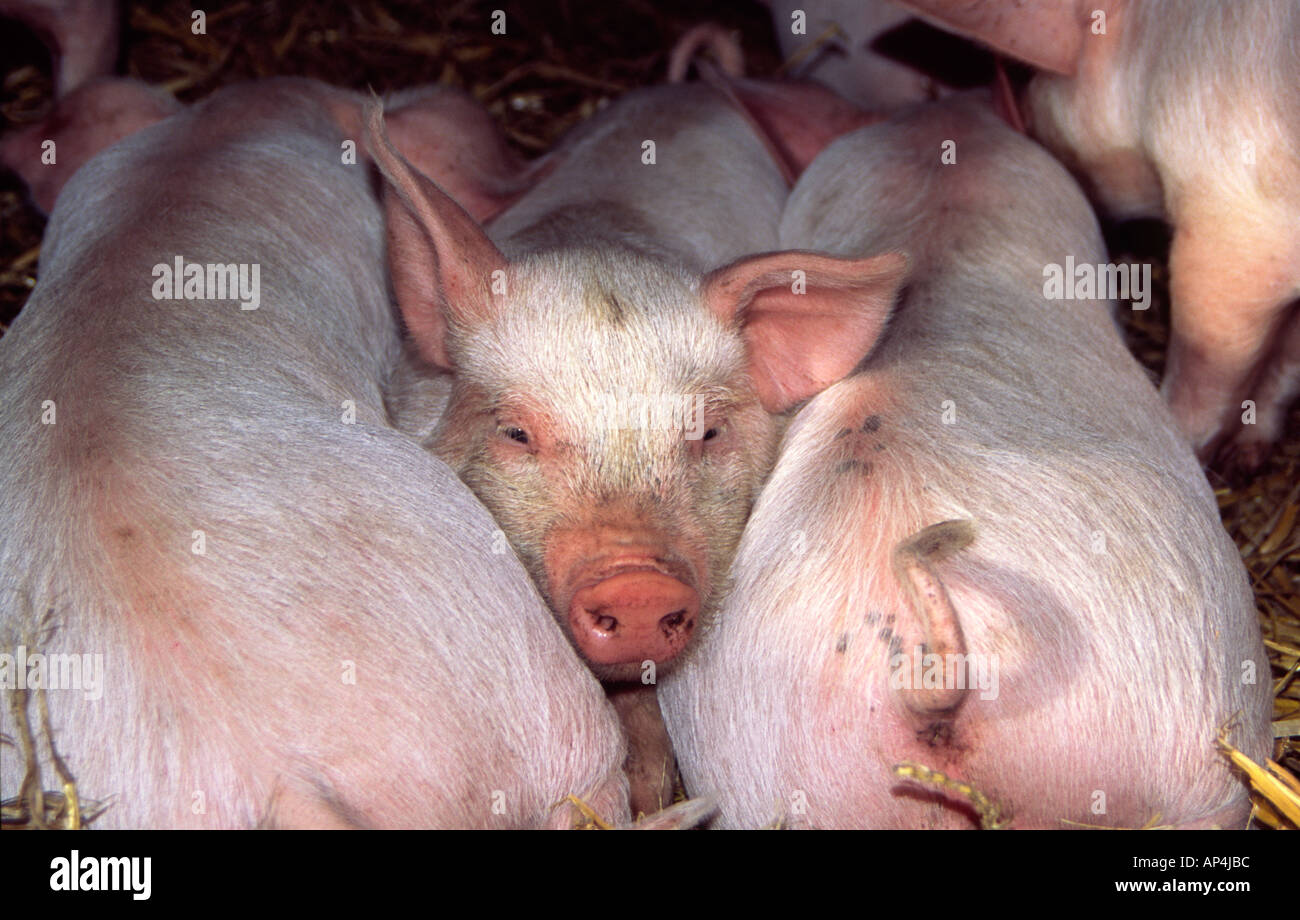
[1211,436,1272,485]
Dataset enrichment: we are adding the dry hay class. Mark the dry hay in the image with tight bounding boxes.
[0,0,1295,829]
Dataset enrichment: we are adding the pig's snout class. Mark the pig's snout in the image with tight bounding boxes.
[568,570,699,666]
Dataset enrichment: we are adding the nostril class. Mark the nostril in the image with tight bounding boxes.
[660,609,689,633]
[567,572,700,665]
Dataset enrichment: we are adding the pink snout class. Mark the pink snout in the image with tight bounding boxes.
[568,572,699,666]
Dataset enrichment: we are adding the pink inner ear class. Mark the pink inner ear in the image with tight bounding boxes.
[744,285,897,412]
[704,251,909,413]
[383,195,455,371]
[365,102,509,371]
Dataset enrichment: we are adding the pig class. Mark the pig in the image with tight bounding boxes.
[371,79,907,815]
[0,79,181,213]
[0,77,634,829]
[0,0,162,215]
[659,97,1273,829]
[1,77,538,221]
[893,0,1300,476]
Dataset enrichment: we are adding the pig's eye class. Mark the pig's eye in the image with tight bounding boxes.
[702,428,719,441]
[503,426,530,445]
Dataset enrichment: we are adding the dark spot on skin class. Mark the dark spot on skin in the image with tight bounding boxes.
[861,415,882,434]
[878,628,893,643]
[835,459,873,476]
[834,428,853,439]
[885,615,896,625]
[114,526,135,540]
[600,290,626,325]
[917,721,955,747]
[888,635,904,657]
[835,633,848,654]
[865,610,880,625]
[874,442,887,452]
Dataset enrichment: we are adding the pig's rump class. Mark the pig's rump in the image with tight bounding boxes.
[668,388,1267,828]
[660,104,1271,829]
[1,409,619,828]
[0,81,626,828]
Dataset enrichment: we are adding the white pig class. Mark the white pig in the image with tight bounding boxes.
[660,97,1272,829]
[372,80,906,815]
[0,77,631,828]
[894,0,1300,476]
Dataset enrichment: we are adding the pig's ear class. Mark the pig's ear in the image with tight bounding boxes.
[894,0,1091,76]
[0,78,179,214]
[702,251,909,412]
[365,101,508,371]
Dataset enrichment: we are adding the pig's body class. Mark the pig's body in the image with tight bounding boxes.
[897,0,1300,473]
[485,84,787,268]
[660,99,1271,829]
[0,78,629,828]
[376,81,906,815]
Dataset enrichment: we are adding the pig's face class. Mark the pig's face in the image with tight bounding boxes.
[433,248,780,681]
[368,103,907,682]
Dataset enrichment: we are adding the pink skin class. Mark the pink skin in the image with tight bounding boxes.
[0,78,180,213]
[368,89,907,817]
[0,77,633,828]
[668,23,883,185]
[895,0,1300,476]
[660,99,1271,829]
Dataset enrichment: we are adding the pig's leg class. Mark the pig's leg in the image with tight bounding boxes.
[607,684,678,818]
[1215,301,1300,477]
[1161,201,1300,467]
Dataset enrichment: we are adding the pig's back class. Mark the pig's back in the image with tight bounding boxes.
[0,80,627,827]
[488,84,788,271]
[724,99,1272,827]
[781,100,1196,478]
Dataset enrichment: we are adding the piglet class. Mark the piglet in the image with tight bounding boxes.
[659,97,1272,829]
[894,0,1300,475]
[372,76,906,815]
[0,77,631,829]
